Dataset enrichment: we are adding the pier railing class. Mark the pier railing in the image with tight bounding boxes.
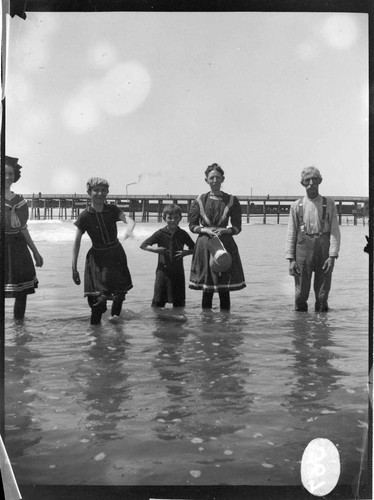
[23,194,368,225]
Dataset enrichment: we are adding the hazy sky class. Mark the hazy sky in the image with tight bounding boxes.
[5,11,368,197]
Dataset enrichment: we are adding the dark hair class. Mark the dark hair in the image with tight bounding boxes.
[205,163,224,178]
[163,204,182,220]
[11,165,22,183]
[5,156,22,183]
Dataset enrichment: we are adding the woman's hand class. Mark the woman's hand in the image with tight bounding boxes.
[201,228,217,237]
[119,213,135,239]
[33,251,44,267]
[213,228,230,237]
[72,269,81,285]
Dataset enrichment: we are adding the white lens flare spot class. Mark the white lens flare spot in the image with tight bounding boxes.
[321,14,358,49]
[62,92,100,134]
[98,61,151,116]
[88,41,118,69]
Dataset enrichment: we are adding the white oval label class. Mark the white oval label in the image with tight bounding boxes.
[301,438,341,496]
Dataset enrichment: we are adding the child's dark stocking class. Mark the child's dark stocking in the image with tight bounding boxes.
[14,294,27,320]
[91,307,103,325]
[202,291,213,309]
[89,296,107,325]
[111,296,123,317]
[219,291,230,310]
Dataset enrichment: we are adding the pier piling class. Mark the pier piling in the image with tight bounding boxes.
[23,194,367,225]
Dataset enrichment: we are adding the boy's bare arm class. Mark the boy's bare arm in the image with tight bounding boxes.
[72,228,83,284]
[174,249,194,260]
[140,242,167,253]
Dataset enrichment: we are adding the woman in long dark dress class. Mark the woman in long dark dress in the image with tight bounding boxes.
[188,163,246,309]
[4,155,43,320]
[72,177,134,324]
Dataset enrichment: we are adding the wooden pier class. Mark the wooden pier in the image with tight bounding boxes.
[24,193,368,225]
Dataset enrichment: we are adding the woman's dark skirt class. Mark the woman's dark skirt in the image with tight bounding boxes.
[5,233,38,297]
[189,233,246,292]
[84,241,133,301]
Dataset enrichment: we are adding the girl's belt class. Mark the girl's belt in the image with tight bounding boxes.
[92,239,120,250]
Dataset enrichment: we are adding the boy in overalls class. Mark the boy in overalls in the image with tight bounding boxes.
[286,167,341,312]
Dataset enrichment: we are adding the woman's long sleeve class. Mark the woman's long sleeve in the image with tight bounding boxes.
[230,197,242,235]
[188,200,201,233]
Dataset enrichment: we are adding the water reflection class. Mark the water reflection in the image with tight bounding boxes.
[151,311,254,443]
[190,313,254,415]
[283,313,348,417]
[70,324,133,442]
[5,323,43,455]
[151,314,192,440]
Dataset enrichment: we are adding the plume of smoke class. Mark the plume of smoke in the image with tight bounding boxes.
[137,171,164,184]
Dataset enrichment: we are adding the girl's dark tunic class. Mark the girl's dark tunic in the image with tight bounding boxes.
[142,226,195,307]
[4,193,39,297]
[74,204,132,302]
[188,192,246,292]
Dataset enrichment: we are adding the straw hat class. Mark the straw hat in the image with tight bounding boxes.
[207,236,232,273]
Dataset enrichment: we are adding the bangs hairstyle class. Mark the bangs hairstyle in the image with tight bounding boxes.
[205,163,224,178]
[86,177,109,193]
[5,156,22,183]
[163,203,182,219]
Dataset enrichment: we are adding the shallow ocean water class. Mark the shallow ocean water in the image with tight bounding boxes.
[3,219,370,488]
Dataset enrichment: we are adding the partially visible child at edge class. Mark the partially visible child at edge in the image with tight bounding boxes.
[4,155,43,320]
[140,204,195,308]
[362,199,371,254]
[72,177,135,324]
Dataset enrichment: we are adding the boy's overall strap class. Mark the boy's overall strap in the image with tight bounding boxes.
[297,199,304,226]
[321,196,327,229]
[297,197,327,233]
